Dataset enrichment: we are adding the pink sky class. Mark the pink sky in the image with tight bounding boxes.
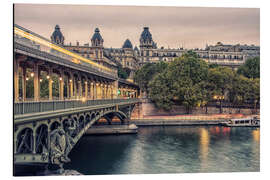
[14,4,260,49]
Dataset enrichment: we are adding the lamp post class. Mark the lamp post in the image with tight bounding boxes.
[213,95,225,114]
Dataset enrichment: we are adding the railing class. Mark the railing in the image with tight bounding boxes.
[14,25,118,78]
[14,98,140,115]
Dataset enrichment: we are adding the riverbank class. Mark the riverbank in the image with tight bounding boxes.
[131,113,259,126]
[86,114,259,135]
[85,124,138,135]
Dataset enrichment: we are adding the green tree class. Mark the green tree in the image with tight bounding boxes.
[148,71,174,111]
[208,66,235,113]
[148,52,209,113]
[237,56,260,78]
[117,65,128,79]
[134,61,168,93]
[229,75,251,112]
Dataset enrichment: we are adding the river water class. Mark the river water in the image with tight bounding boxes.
[64,126,260,175]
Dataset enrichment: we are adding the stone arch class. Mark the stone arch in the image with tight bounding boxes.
[50,121,61,131]
[35,124,48,154]
[85,113,91,125]
[91,113,96,121]
[78,115,85,131]
[16,127,34,154]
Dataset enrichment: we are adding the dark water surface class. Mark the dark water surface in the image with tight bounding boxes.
[64,126,260,175]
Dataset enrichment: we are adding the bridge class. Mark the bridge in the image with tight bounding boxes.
[13,24,140,169]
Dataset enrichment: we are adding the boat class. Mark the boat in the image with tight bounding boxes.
[223,116,260,127]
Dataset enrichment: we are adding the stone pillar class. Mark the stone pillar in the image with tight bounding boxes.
[22,67,26,101]
[69,73,74,99]
[107,83,111,99]
[84,81,88,98]
[14,59,19,102]
[100,83,104,99]
[90,81,93,100]
[74,76,78,99]
[110,83,114,99]
[113,80,118,99]
[93,81,98,99]
[78,75,82,98]
[103,83,106,99]
[66,78,70,99]
[48,68,53,100]
[105,83,109,99]
[33,63,40,101]
[59,70,64,100]
[96,82,101,99]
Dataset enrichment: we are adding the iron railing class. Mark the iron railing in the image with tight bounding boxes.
[14,98,140,115]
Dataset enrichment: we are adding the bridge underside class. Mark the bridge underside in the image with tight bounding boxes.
[14,103,136,166]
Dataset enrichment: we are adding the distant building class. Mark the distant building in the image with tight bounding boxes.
[50,25,260,78]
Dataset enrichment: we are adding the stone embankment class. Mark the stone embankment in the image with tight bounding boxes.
[85,124,138,135]
[131,114,258,126]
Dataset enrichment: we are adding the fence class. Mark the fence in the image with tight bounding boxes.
[14,98,139,115]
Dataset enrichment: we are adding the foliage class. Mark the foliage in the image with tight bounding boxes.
[134,61,168,93]
[117,66,129,79]
[148,51,210,113]
[237,57,260,78]
[148,71,174,111]
[209,63,219,69]
[207,66,235,113]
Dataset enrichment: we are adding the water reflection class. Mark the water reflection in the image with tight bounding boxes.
[199,128,209,171]
[252,129,260,142]
[65,126,260,174]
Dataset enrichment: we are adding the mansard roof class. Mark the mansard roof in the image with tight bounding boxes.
[140,27,153,42]
[91,28,103,41]
[51,25,64,41]
[122,39,133,49]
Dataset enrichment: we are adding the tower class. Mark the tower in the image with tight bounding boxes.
[91,28,104,59]
[139,27,156,63]
[51,25,65,45]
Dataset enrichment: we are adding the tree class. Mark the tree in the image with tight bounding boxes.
[249,78,260,112]
[228,75,251,113]
[148,71,174,111]
[134,61,168,94]
[148,52,210,113]
[117,65,128,79]
[237,57,260,78]
[208,66,235,113]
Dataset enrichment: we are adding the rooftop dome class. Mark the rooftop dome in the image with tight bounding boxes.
[91,28,103,41]
[122,39,133,49]
[140,27,153,42]
[51,25,64,45]
[134,46,139,51]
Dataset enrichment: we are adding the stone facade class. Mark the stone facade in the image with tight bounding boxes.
[51,25,260,80]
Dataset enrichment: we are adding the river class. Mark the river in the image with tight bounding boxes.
[64,125,260,174]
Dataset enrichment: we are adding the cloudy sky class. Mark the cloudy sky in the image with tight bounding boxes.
[14,4,260,49]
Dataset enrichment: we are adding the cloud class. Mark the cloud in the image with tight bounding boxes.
[14,4,259,48]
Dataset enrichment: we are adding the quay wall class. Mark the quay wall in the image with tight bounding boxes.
[133,101,259,118]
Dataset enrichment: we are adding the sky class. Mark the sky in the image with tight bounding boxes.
[14,4,260,49]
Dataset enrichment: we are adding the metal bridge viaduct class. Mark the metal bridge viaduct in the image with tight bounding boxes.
[13,24,140,169]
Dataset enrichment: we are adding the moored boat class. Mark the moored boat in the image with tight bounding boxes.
[223,116,260,127]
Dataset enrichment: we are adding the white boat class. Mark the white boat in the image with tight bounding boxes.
[223,116,260,127]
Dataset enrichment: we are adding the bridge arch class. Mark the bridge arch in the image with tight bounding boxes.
[16,127,34,154]
[50,121,61,131]
[35,124,48,154]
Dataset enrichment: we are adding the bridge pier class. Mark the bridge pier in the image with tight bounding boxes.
[33,63,40,101]
[48,68,53,100]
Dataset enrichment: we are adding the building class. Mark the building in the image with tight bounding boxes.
[136,27,260,68]
[50,25,260,78]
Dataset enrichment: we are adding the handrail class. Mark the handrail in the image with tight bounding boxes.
[14,98,140,115]
[14,24,117,76]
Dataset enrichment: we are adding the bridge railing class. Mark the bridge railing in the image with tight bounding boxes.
[14,98,139,115]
